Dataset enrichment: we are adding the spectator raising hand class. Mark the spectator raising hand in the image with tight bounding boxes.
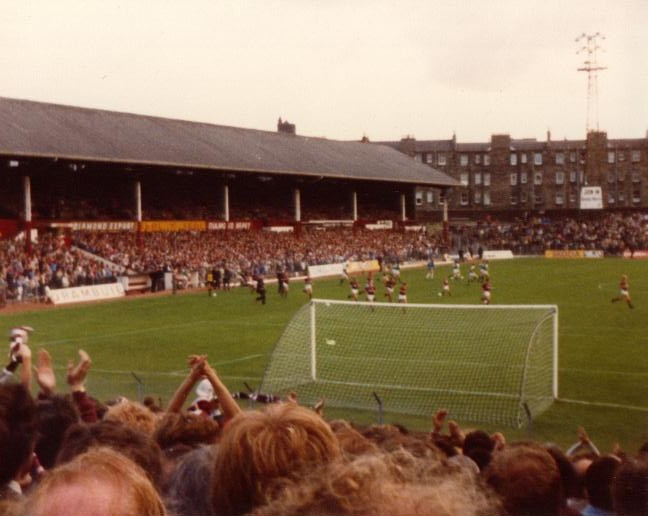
[67,350,92,392]
[34,349,56,397]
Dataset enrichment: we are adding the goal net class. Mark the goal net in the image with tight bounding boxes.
[260,299,558,427]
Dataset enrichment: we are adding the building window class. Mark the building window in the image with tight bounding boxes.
[510,153,518,166]
[474,154,481,165]
[415,192,423,205]
[426,191,434,204]
[534,152,543,165]
[474,172,482,185]
[520,172,528,184]
[569,191,577,204]
[534,193,543,204]
[534,171,543,185]
[510,173,518,186]
[608,151,615,164]
[632,170,641,183]
[483,173,491,186]
[484,154,491,166]
[460,192,469,205]
[510,192,518,205]
[484,191,491,205]
[460,154,468,166]
[607,171,616,183]
[569,151,576,163]
[460,173,469,186]
[520,191,528,203]
[474,191,482,204]
[555,152,565,165]
[555,191,564,205]
[618,170,625,182]
[618,151,625,162]
[633,189,641,203]
[520,153,528,164]
[555,171,565,185]
[438,154,447,166]
[608,192,615,204]
[618,191,625,203]
[425,153,433,164]
[569,170,577,183]
[631,150,641,162]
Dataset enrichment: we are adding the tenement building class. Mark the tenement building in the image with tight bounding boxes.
[380,131,648,219]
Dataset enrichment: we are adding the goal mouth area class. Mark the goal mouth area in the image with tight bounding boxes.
[260,299,558,428]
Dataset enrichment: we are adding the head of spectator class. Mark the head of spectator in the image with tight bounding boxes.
[0,383,38,499]
[463,429,495,455]
[143,396,164,414]
[154,412,220,450]
[103,398,159,436]
[484,441,562,516]
[164,445,216,516]
[34,394,80,469]
[211,402,341,516]
[22,447,166,516]
[255,450,502,516]
[612,457,648,516]
[57,420,164,490]
[584,454,622,514]
[328,419,379,458]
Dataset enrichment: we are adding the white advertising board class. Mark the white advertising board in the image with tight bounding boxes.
[48,283,125,305]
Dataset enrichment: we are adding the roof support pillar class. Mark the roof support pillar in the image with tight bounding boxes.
[135,180,142,222]
[352,191,358,221]
[400,193,407,221]
[224,184,230,222]
[23,176,32,252]
[294,188,301,222]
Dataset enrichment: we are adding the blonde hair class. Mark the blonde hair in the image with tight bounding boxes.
[23,447,166,516]
[212,403,341,515]
[104,399,159,435]
[256,450,501,516]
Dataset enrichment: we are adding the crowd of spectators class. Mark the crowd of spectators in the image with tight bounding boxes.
[0,234,120,304]
[451,212,648,256]
[1,211,647,305]
[1,330,646,516]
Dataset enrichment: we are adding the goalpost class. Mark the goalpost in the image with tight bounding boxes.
[259,299,558,428]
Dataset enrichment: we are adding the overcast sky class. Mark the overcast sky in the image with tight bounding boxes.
[1,0,646,142]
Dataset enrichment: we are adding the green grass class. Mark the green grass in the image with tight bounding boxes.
[1,258,647,452]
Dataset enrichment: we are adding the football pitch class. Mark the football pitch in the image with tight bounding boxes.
[1,257,646,451]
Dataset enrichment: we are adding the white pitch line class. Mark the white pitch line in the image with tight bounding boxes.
[38,321,282,346]
[561,368,648,378]
[559,398,648,412]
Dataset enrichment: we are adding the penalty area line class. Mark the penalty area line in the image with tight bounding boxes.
[558,398,648,412]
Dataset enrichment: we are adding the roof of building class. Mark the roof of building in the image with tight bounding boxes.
[0,97,457,187]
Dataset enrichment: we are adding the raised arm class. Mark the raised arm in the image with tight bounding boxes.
[201,360,242,422]
[34,349,56,397]
[166,355,207,413]
[67,349,98,423]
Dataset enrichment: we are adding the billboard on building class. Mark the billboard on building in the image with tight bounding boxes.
[580,186,603,209]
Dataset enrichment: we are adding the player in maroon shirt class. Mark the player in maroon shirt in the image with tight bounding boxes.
[481,280,492,305]
[383,275,396,302]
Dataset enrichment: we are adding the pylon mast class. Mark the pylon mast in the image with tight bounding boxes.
[576,32,606,133]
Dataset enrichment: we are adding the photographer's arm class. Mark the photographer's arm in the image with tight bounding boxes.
[18,342,33,391]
